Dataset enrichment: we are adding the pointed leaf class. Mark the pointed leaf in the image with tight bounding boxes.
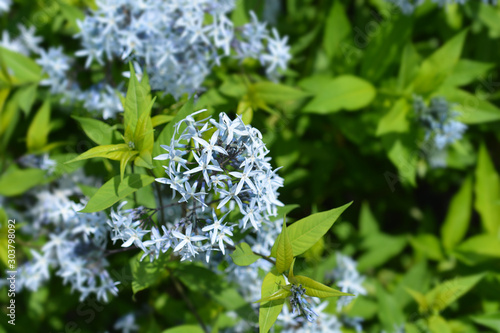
[272,202,352,257]
[275,220,294,274]
[26,101,51,153]
[259,270,286,333]
[474,144,500,234]
[441,176,472,250]
[412,30,468,94]
[72,116,121,145]
[376,98,410,136]
[66,144,130,163]
[0,47,42,84]
[79,174,155,213]
[294,275,353,298]
[425,274,484,312]
[301,75,376,114]
[0,168,46,196]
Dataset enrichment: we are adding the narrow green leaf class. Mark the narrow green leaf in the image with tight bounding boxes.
[438,87,500,124]
[0,168,46,196]
[397,43,421,90]
[412,30,468,94]
[66,144,130,163]
[474,144,500,234]
[470,313,500,332]
[124,63,151,140]
[230,242,261,266]
[425,274,484,312]
[272,202,352,257]
[79,174,155,213]
[376,283,405,332]
[259,270,286,333]
[323,0,351,58]
[255,288,290,304]
[17,83,37,116]
[0,90,19,149]
[376,98,410,136]
[455,234,500,259]
[428,315,452,333]
[443,59,495,87]
[441,176,472,250]
[301,75,376,114]
[252,82,311,105]
[151,114,174,128]
[119,150,140,180]
[405,288,428,313]
[409,234,444,261]
[275,220,294,274]
[162,326,204,333]
[295,275,353,298]
[359,202,379,238]
[72,116,121,145]
[0,47,42,84]
[26,101,51,153]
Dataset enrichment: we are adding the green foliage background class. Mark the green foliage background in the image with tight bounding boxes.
[1,0,500,332]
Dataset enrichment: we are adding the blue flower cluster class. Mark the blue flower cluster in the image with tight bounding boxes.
[0,0,11,14]
[0,24,42,56]
[108,110,284,263]
[15,174,120,302]
[331,253,367,313]
[390,0,496,14]
[76,0,291,98]
[414,95,467,167]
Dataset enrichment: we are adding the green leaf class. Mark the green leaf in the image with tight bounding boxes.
[397,43,421,90]
[412,30,467,94]
[361,15,413,83]
[252,82,311,105]
[0,47,42,84]
[56,0,85,32]
[26,101,51,153]
[162,326,204,333]
[0,90,19,150]
[441,176,472,250]
[79,174,155,213]
[301,75,376,114]
[384,134,417,187]
[134,97,155,153]
[428,315,452,333]
[229,242,261,266]
[124,64,151,141]
[17,83,37,116]
[130,252,170,294]
[409,234,444,261]
[455,234,500,259]
[323,0,351,58]
[359,202,379,238]
[294,275,353,298]
[151,114,174,128]
[393,261,430,308]
[470,313,500,332]
[259,270,286,333]
[376,98,410,136]
[66,144,130,163]
[272,202,352,257]
[275,220,294,274]
[255,288,291,304]
[474,144,500,234]
[405,287,429,313]
[443,59,495,87]
[438,87,500,124]
[72,116,121,145]
[425,274,484,312]
[376,283,405,332]
[358,233,407,271]
[0,168,46,196]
